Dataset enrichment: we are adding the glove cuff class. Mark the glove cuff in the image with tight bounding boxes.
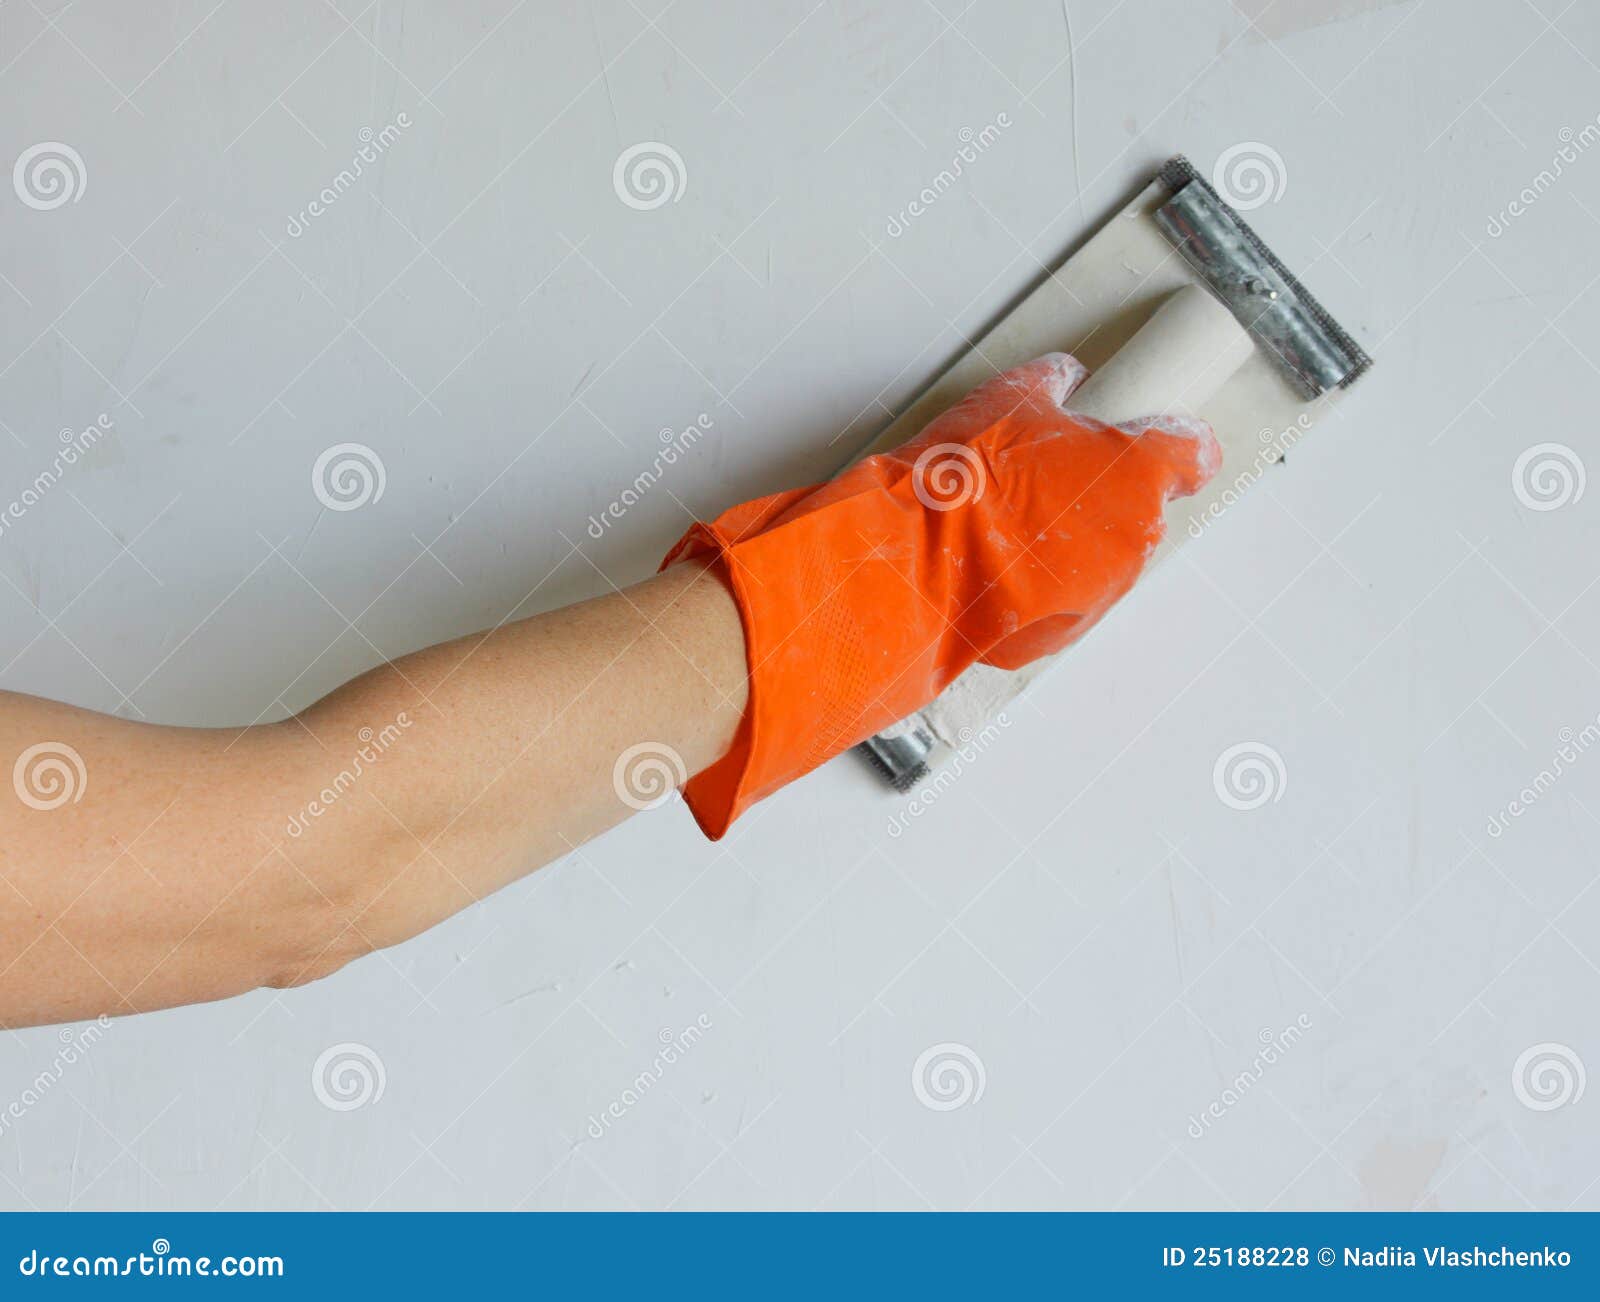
[659,523,758,839]
[660,491,950,838]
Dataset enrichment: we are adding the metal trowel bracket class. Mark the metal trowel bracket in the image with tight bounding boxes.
[1153,156,1371,399]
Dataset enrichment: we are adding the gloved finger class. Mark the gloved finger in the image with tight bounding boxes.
[982,610,1096,670]
[1014,351,1089,411]
[1114,414,1223,501]
[908,353,1088,450]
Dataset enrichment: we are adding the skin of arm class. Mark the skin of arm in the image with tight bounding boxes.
[0,560,746,1029]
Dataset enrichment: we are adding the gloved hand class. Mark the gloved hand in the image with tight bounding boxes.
[664,352,1221,838]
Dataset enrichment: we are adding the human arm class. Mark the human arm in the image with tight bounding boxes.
[0,558,745,1028]
[0,352,1219,1029]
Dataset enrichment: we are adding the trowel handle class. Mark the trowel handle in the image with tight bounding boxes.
[1067,284,1253,425]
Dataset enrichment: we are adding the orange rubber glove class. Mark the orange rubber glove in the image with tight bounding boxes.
[663,352,1222,838]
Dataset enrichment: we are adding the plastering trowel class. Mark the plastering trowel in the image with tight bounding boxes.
[854,155,1372,790]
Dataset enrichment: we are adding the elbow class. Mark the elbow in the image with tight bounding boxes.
[261,928,373,990]
[249,759,436,993]
[254,818,425,992]
[257,886,380,992]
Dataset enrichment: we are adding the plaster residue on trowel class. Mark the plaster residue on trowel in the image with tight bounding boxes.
[919,662,1033,747]
[872,667,1021,749]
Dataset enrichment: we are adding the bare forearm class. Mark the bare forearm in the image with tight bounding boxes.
[284,558,746,953]
[0,561,745,1028]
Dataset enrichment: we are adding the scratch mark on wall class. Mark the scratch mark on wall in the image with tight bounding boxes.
[1060,1,1083,223]
[590,7,623,149]
[1165,857,1186,986]
[295,511,326,566]
[1232,0,1413,42]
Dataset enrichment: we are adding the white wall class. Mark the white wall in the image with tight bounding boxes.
[1,0,1595,1209]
